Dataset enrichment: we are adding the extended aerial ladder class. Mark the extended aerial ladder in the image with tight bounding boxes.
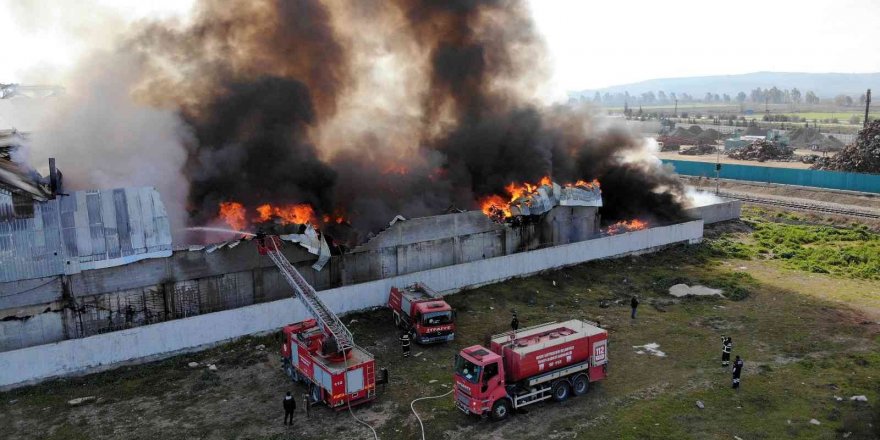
[256,234,353,354]
[258,233,380,409]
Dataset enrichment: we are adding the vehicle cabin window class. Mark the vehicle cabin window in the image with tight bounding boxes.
[483,362,499,383]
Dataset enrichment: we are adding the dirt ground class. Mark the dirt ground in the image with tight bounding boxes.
[658,150,816,169]
[2,216,879,440]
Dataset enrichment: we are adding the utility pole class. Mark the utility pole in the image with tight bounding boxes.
[865,89,872,128]
[674,99,678,118]
[715,147,722,195]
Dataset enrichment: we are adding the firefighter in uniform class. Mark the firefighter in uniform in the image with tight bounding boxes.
[400,331,411,357]
[511,312,519,333]
[721,336,733,367]
[732,355,744,390]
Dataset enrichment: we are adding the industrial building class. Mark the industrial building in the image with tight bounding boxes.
[0,147,740,388]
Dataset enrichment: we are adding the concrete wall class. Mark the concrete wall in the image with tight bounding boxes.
[683,199,742,224]
[0,220,702,389]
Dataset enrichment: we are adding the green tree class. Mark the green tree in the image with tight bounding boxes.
[790,88,802,104]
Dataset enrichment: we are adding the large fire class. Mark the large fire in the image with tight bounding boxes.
[480,176,601,220]
[604,219,649,235]
[218,202,345,231]
[257,203,315,225]
[218,202,248,231]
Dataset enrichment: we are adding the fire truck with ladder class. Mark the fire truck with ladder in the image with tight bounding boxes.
[256,234,384,408]
[387,283,456,344]
[453,319,608,420]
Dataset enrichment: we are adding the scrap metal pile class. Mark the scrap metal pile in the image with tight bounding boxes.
[659,126,722,148]
[811,120,880,173]
[788,127,845,150]
[727,139,794,162]
[679,144,718,156]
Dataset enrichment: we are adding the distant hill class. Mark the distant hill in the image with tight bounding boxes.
[572,72,880,99]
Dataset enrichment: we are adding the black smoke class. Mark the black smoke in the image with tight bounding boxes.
[130,0,686,242]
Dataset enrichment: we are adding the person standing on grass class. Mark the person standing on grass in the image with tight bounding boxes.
[283,391,296,425]
[400,331,411,357]
[630,296,639,319]
[732,355,744,390]
[721,336,733,367]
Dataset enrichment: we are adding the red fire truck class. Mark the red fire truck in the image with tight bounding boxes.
[387,283,455,344]
[453,319,608,420]
[256,235,382,409]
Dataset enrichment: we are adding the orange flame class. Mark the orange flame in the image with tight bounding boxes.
[257,203,316,225]
[569,179,600,190]
[382,164,409,175]
[219,202,248,231]
[605,219,648,235]
[480,194,512,219]
[479,176,602,221]
[504,176,552,202]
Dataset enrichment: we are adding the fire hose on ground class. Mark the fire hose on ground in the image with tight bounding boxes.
[410,388,454,440]
[343,353,379,440]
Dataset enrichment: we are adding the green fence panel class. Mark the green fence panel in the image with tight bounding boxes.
[662,159,880,194]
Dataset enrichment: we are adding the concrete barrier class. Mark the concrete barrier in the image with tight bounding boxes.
[684,199,742,224]
[0,220,702,389]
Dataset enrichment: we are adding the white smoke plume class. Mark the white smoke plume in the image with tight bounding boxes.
[26,50,189,234]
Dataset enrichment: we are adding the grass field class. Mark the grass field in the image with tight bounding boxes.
[1,208,878,440]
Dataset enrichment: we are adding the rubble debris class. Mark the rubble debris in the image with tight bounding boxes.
[668,284,724,298]
[728,139,794,162]
[67,396,96,406]
[679,144,718,156]
[279,224,331,271]
[811,120,880,173]
[850,395,868,402]
[695,400,705,409]
[632,343,666,357]
[187,362,199,368]
[809,419,821,425]
[207,364,218,371]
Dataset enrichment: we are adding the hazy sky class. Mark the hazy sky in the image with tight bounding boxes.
[2,0,879,94]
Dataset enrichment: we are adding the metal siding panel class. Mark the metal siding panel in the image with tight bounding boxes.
[101,190,121,259]
[113,189,133,256]
[86,191,106,258]
[74,191,93,259]
[151,189,172,249]
[125,188,145,253]
[138,187,157,250]
[0,187,173,283]
[59,193,78,259]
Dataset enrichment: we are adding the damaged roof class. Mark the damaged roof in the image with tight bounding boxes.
[0,186,173,283]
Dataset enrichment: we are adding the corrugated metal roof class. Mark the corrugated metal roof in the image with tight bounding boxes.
[0,186,172,283]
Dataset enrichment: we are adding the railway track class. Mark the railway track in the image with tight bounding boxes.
[717,191,880,220]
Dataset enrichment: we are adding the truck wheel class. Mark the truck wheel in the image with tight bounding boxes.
[490,399,511,421]
[572,374,590,396]
[551,381,571,402]
[310,384,322,403]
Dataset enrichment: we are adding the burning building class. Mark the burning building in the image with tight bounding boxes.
[0,0,743,387]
